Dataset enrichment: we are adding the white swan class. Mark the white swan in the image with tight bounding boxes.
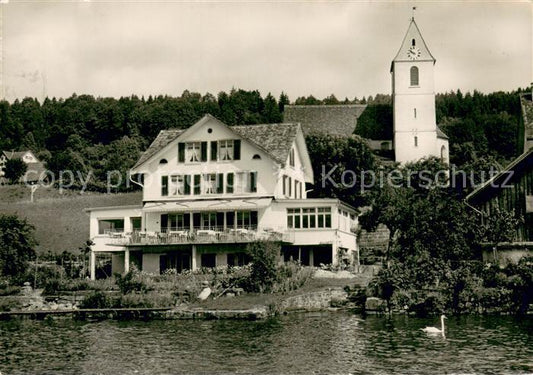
[421,314,447,336]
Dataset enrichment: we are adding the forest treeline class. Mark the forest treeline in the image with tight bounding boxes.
[0,87,529,191]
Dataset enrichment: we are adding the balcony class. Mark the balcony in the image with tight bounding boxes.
[100,227,295,247]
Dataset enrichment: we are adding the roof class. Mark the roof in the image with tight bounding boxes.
[466,147,533,205]
[143,198,273,212]
[392,18,435,65]
[131,116,301,170]
[283,104,367,137]
[436,126,448,140]
[2,150,36,160]
[231,123,299,164]
[132,129,185,169]
[84,205,143,213]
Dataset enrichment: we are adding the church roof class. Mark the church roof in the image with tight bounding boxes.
[436,126,449,140]
[392,18,435,67]
[283,104,367,136]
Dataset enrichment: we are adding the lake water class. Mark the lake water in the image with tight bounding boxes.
[1,313,531,374]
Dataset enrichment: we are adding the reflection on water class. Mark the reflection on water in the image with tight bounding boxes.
[1,313,531,374]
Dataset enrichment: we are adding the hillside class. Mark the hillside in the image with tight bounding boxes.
[0,185,141,255]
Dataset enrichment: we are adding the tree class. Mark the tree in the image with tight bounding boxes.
[246,241,280,293]
[305,133,376,207]
[262,93,282,123]
[278,92,290,114]
[0,214,36,279]
[4,158,27,184]
[360,157,477,266]
[477,207,523,262]
[354,105,393,139]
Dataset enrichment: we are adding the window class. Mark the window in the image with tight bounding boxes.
[227,253,250,267]
[414,136,418,147]
[201,212,218,230]
[167,213,190,231]
[287,208,301,229]
[301,208,316,228]
[161,176,168,196]
[233,171,256,193]
[203,173,217,194]
[289,148,295,167]
[219,140,234,161]
[201,253,216,268]
[130,217,142,231]
[159,159,167,164]
[236,210,258,229]
[186,142,201,163]
[235,172,245,193]
[288,177,292,197]
[411,38,416,47]
[410,66,419,86]
[317,207,332,228]
[414,108,417,118]
[98,219,124,235]
[170,175,185,196]
[252,154,261,160]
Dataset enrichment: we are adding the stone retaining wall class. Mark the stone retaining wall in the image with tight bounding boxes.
[281,288,348,311]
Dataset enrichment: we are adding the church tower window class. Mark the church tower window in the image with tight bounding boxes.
[412,38,416,47]
[414,136,418,147]
[410,66,419,86]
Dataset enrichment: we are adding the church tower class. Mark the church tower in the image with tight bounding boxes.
[391,17,449,164]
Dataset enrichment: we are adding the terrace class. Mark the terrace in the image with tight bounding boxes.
[97,227,294,247]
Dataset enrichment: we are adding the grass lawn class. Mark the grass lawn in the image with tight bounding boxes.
[0,185,141,254]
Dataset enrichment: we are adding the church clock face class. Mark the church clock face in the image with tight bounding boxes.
[407,46,421,60]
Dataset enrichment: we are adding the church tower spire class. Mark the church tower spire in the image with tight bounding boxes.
[391,15,448,164]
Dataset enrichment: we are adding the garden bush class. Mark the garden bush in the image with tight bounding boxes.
[79,291,113,309]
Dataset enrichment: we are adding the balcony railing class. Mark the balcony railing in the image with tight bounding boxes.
[101,228,294,246]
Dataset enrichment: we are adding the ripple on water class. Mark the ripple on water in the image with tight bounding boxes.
[0,313,531,374]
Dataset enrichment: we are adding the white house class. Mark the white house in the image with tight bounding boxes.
[86,115,359,279]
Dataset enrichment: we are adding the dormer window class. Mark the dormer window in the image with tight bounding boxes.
[289,148,295,167]
[252,154,261,160]
[159,159,168,164]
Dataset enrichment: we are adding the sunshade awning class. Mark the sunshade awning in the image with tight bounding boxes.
[142,198,273,213]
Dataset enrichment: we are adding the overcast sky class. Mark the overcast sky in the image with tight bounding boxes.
[3,1,532,103]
